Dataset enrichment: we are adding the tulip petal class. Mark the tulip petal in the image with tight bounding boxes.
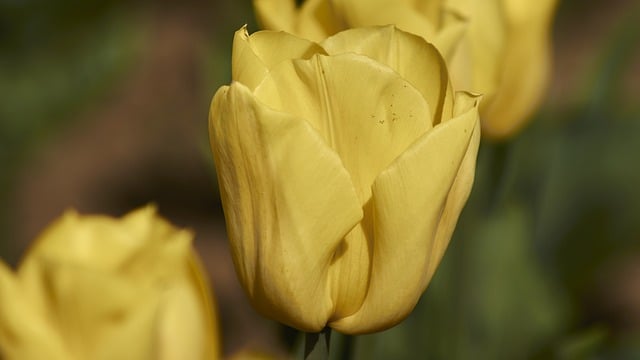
[431,8,468,62]
[321,26,454,125]
[331,0,437,41]
[254,52,433,201]
[0,261,69,360]
[171,254,220,359]
[232,26,326,91]
[428,92,481,279]
[408,0,445,25]
[330,93,480,333]
[18,252,160,360]
[254,0,346,42]
[210,82,363,331]
[294,0,346,42]
[19,210,149,275]
[253,53,435,317]
[253,0,297,34]
[157,279,208,360]
[445,0,505,96]
[15,207,212,359]
[481,0,557,139]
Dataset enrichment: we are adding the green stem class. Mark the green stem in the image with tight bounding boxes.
[304,328,331,360]
[339,334,354,360]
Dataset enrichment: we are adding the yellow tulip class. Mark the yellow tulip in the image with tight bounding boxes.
[0,207,219,360]
[209,25,480,334]
[253,0,558,140]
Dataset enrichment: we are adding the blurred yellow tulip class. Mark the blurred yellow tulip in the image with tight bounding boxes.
[209,25,480,334]
[0,206,219,360]
[253,0,558,139]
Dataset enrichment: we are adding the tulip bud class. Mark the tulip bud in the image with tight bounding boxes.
[209,25,480,334]
[0,206,219,360]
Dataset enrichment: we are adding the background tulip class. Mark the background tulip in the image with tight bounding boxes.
[0,207,219,360]
[252,0,558,140]
[210,25,480,334]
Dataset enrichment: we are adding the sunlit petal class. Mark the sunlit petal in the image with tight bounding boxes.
[210,82,362,331]
[232,26,325,91]
[331,93,480,333]
[321,25,454,124]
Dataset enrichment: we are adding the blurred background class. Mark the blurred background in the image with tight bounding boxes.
[0,0,639,358]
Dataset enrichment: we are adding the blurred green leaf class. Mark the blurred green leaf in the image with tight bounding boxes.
[553,326,608,360]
